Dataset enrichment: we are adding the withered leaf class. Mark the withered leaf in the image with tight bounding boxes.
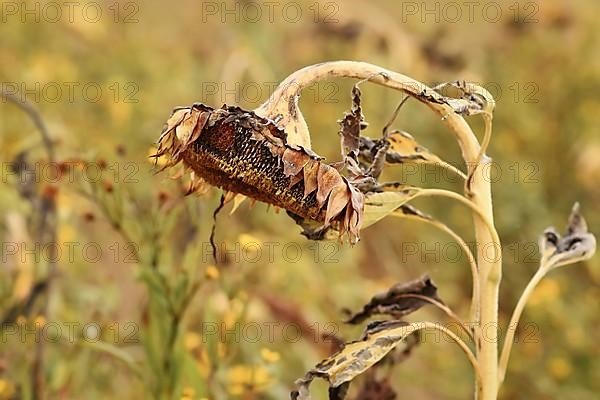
[292,320,418,400]
[385,130,445,165]
[359,132,463,179]
[362,188,418,229]
[346,275,442,324]
[329,382,350,400]
[338,84,367,161]
[539,203,596,268]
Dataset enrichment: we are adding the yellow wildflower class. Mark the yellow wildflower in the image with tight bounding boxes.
[260,348,280,363]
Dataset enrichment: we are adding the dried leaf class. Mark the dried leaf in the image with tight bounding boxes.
[385,130,445,165]
[338,84,367,161]
[539,203,596,268]
[293,320,419,400]
[362,188,418,229]
[329,382,350,400]
[346,275,442,324]
[359,132,464,180]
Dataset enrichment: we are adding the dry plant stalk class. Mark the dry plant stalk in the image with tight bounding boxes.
[155,61,596,400]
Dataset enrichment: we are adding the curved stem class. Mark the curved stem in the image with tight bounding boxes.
[498,266,547,385]
[391,210,479,328]
[438,160,468,181]
[396,294,474,343]
[256,61,482,161]
[475,114,493,168]
[411,322,482,385]
[411,188,501,258]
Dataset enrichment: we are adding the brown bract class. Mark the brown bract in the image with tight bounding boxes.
[154,103,365,243]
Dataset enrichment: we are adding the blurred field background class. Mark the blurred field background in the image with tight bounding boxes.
[1,0,599,399]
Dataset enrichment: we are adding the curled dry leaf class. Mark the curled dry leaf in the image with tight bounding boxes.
[345,275,442,324]
[539,202,596,268]
[292,320,419,400]
[338,84,367,163]
[155,103,365,243]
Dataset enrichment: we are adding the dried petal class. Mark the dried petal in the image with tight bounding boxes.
[325,183,350,225]
[316,164,344,207]
[303,160,320,198]
[283,148,311,177]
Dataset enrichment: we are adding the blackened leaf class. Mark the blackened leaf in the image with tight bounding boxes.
[353,377,397,400]
[539,203,596,268]
[329,382,350,400]
[292,320,418,400]
[346,275,442,324]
